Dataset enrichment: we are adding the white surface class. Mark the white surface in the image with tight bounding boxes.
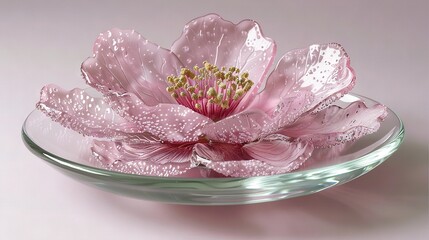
[1,0,428,239]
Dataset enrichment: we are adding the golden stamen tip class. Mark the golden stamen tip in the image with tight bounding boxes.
[241,72,249,78]
[198,90,204,98]
[207,87,217,97]
[221,100,229,109]
[166,86,175,92]
[187,86,195,93]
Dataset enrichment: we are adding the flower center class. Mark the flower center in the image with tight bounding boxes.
[166,61,253,121]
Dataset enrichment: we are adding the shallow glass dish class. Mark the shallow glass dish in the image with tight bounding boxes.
[22,93,404,205]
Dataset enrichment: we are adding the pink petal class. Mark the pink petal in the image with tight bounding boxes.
[171,14,276,87]
[192,136,313,177]
[242,90,314,132]
[36,84,144,139]
[269,91,315,128]
[281,101,387,147]
[193,143,248,163]
[105,91,214,143]
[250,43,355,114]
[201,110,271,144]
[92,140,193,164]
[201,93,313,144]
[81,28,183,106]
[91,140,192,177]
[242,134,314,167]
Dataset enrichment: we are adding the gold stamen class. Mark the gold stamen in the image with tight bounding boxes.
[166,86,175,92]
[165,61,253,112]
[167,76,175,83]
[218,82,226,89]
[244,82,253,92]
[181,68,195,79]
[207,87,217,98]
[233,89,244,100]
[241,72,249,79]
[187,86,195,93]
[198,90,204,98]
[221,100,229,109]
[226,89,232,97]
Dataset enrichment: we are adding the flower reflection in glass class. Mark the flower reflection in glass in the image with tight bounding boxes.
[37,14,386,177]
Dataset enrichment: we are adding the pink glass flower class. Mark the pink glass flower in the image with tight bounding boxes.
[37,14,387,177]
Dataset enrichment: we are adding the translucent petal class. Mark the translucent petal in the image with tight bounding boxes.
[252,43,355,114]
[201,92,314,144]
[92,140,194,164]
[239,90,314,136]
[242,134,314,167]
[105,91,214,143]
[193,143,248,163]
[192,135,313,177]
[281,101,387,147]
[201,110,271,144]
[36,84,143,139]
[81,28,183,106]
[91,140,192,177]
[171,14,276,87]
[269,91,315,128]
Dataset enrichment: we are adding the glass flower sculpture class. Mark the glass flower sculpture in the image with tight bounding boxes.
[37,14,387,177]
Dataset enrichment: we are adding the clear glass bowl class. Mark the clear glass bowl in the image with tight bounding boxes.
[22,93,404,205]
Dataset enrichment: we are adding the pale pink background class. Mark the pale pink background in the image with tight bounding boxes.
[0,0,428,239]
